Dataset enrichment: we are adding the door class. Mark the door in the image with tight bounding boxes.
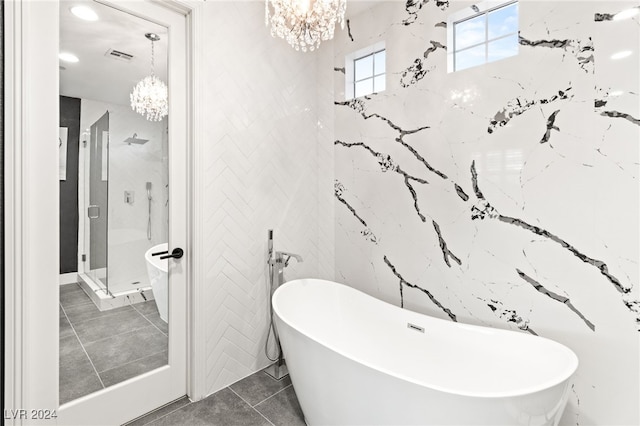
[88,112,109,293]
[56,1,189,424]
[4,0,194,423]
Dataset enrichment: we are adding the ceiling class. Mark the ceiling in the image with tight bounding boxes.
[59,0,378,106]
[60,0,168,106]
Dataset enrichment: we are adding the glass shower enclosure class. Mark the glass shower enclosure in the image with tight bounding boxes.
[79,104,168,309]
[85,111,110,294]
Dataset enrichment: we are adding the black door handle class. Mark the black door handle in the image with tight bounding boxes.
[159,248,184,260]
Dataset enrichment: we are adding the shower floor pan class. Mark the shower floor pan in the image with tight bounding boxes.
[78,272,155,311]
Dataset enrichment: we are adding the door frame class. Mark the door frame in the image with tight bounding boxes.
[3,0,206,424]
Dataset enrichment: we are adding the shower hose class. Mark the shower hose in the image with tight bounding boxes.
[147,189,152,241]
[264,257,281,362]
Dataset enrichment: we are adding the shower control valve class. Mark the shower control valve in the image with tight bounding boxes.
[125,190,135,204]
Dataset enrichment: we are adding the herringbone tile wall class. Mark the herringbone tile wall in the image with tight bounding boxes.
[201,2,334,395]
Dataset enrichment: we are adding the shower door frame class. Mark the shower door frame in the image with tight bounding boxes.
[83,111,110,295]
[3,0,207,424]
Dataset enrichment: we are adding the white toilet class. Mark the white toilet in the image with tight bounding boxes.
[145,243,169,323]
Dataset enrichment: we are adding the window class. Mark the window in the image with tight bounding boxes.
[345,42,386,100]
[354,50,386,98]
[448,1,518,72]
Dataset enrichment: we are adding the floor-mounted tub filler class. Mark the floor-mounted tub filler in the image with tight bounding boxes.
[273,279,578,426]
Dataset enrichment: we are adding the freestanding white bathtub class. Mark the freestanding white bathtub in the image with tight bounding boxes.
[144,243,168,323]
[272,279,579,426]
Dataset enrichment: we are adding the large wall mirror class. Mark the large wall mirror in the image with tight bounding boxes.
[58,0,171,404]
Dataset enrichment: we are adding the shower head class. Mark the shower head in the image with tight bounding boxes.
[124,133,149,145]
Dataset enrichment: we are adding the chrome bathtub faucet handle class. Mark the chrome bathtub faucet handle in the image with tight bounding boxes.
[276,251,303,266]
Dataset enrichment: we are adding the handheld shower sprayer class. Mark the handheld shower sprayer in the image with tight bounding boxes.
[146,182,152,200]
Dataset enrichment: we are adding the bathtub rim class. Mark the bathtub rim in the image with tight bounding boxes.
[145,242,169,273]
[273,278,579,399]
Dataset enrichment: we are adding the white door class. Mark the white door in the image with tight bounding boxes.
[58,2,189,424]
[4,1,190,424]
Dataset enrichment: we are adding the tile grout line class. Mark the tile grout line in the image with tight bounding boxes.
[253,383,293,408]
[131,303,168,337]
[99,349,168,377]
[65,298,163,376]
[72,305,140,329]
[226,386,257,409]
[60,303,107,389]
[76,322,160,346]
[131,399,193,426]
[66,304,133,326]
[227,387,276,426]
[130,301,167,337]
[61,300,94,310]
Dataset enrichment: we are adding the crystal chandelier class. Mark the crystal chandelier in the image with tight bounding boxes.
[130,33,168,122]
[265,0,347,52]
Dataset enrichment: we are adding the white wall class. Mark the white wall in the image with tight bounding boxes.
[200,1,334,394]
[333,1,639,424]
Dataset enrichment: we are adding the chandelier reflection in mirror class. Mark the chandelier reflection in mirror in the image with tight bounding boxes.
[130,33,168,121]
[265,0,347,52]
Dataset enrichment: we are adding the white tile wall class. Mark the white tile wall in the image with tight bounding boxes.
[200,1,334,394]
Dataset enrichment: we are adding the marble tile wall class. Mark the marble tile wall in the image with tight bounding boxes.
[200,1,334,395]
[332,1,639,424]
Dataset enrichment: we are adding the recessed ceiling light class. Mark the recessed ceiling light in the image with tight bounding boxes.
[613,8,639,21]
[609,90,624,97]
[70,5,98,21]
[59,52,79,63]
[610,50,632,60]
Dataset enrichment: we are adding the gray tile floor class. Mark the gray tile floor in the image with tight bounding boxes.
[59,283,168,404]
[125,367,305,426]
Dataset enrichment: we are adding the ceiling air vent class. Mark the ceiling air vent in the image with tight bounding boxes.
[105,49,134,62]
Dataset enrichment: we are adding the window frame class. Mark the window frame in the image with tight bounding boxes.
[447,0,519,72]
[353,49,386,98]
[345,41,386,100]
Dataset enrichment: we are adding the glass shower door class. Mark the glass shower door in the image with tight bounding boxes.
[87,111,109,294]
